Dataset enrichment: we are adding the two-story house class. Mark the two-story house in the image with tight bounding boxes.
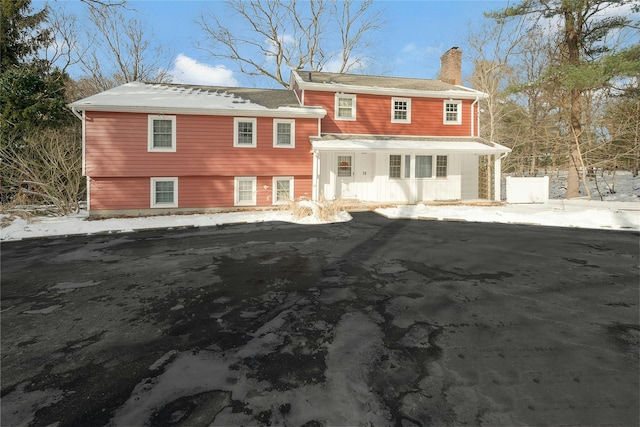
[69,47,509,217]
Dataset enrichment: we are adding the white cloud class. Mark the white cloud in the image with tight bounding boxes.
[402,43,416,53]
[168,54,238,87]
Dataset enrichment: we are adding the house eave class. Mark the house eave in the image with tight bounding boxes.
[66,104,327,119]
[291,71,488,100]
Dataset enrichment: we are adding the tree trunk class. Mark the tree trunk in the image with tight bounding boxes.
[564,6,583,198]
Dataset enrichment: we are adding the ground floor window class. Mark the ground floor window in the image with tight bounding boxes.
[415,155,433,178]
[389,155,401,178]
[273,176,294,204]
[436,155,448,177]
[388,154,447,179]
[235,176,257,206]
[337,155,352,177]
[151,177,178,208]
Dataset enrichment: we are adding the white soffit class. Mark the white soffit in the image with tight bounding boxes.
[311,139,511,154]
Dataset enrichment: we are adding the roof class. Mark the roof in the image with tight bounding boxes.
[68,82,326,118]
[310,134,511,154]
[291,70,487,99]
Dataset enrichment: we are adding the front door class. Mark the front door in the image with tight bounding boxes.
[336,154,356,198]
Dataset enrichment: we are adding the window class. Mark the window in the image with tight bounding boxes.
[150,178,178,208]
[415,155,433,178]
[443,100,462,124]
[389,155,401,178]
[391,98,411,123]
[273,176,294,204]
[335,94,356,120]
[234,177,256,206]
[273,119,295,148]
[148,116,176,152]
[337,155,352,177]
[436,155,448,177]
[234,118,257,147]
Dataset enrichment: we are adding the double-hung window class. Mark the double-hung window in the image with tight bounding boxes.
[273,119,295,148]
[436,155,448,177]
[234,177,256,206]
[391,98,411,123]
[443,100,462,125]
[234,118,257,147]
[389,155,402,178]
[273,176,294,204]
[150,178,178,208]
[335,94,356,120]
[148,116,176,152]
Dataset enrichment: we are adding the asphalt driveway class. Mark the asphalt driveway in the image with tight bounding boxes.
[1,212,638,426]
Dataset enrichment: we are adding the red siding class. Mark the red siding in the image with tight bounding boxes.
[86,112,317,211]
[90,175,312,210]
[85,112,317,178]
[302,90,476,137]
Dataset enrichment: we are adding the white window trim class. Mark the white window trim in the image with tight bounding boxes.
[273,119,295,148]
[272,176,294,205]
[443,100,462,125]
[391,97,411,124]
[234,176,257,206]
[335,93,356,121]
[234,118,257,148]
[387,154,450,180]
[148,115,176,152]
[150,177,178,208]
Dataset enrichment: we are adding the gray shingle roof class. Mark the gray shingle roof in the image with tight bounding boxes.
[295,71,473,92]
[164,84,301,109]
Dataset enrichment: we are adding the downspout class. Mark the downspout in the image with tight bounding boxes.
[471,96,479,137]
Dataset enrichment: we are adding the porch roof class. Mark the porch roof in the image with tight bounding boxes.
[310,136,511,155]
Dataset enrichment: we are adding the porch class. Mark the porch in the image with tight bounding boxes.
[310,136,511,204]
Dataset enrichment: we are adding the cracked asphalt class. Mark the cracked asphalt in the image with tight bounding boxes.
[1,212,638,426]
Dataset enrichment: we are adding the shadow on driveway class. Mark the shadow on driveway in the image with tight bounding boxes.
[1,212,638,426]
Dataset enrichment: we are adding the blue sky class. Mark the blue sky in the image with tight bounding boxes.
[42,0,513,87]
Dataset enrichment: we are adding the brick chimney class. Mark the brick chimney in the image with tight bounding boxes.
[440,47,462,86]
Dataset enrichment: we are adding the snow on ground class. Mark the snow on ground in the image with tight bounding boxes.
[1,173,638,242]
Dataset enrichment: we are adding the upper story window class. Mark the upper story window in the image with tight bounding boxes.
[335,94,356,120]
[273,119,295,148]
[391,98,411,123]
[234,118,257,147]
[148,115,176,152]
[443,100,462,125]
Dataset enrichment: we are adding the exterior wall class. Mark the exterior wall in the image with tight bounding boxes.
[89,175,312,212]
[302,90,476,137]
[85,112,317,178]
[85,111,317,211]
[316,152,464,203]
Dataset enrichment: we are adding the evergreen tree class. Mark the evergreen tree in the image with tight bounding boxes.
[487,0,638,198]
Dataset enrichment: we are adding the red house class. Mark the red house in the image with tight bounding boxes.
[69,47,509,217]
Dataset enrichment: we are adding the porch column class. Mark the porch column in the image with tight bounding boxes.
[311,150,319,202]
[494,155,502,201]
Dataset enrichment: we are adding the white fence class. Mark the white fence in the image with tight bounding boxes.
[506,176,549,204]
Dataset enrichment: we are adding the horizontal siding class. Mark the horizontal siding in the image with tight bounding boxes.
[90,175,312,210]
[86,112,318,178]
[303,90,475,136]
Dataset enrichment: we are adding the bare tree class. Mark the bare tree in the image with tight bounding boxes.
[197,0,383,87]
[76,5,171,92]
[1,127,83,215]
